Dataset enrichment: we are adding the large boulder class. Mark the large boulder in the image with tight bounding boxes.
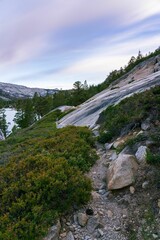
[107,154,138,190]
[44,220,61,240]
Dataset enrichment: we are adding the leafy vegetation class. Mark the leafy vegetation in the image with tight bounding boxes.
[146,150,160,165]
[0,110,97,239]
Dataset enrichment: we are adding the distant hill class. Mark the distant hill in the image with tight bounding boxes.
[0,82,58,100]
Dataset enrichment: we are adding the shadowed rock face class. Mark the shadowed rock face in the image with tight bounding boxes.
[0,82,58,100]
[57,71,160,129]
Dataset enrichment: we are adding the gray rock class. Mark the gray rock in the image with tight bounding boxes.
[92,130,100,137]
[56,106,76,113]
[135,146,147,163]
[142,181,149,189]
[105,142,113,150]
[107,154,138,190]
[66,231,74,240]
[107,210,113,218]
[152,233,159,239]
[109,151,118,161]
[120,122,137,136]
[119,146,132,155]
[98,189,106,195]
[114,226,121,231]
[57,70,160,129]
[86,216,100,233]
[97,228,104,237]
[141,119,150,131]
[44,220,61,240]
[77,213,88,227]
[154,62,160,72]
[130,186,135,194]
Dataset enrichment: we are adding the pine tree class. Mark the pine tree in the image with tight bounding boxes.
[0,109,8,137]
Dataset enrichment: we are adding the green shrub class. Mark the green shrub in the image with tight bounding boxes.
[0,155,91,239]
[146,150,160,165]
[0,113,97,239]
[97,86,160,142]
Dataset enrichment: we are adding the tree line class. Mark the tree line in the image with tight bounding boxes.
[0,47,160,134]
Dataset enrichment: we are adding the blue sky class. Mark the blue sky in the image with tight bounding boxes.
[0,0,160,89]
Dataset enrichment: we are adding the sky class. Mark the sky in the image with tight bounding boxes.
[0,0,160,90]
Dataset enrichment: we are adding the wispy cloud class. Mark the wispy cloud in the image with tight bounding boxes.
[0,0,160,88]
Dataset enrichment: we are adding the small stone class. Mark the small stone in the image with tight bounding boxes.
[77,213,88,227]
[107,210,113,218]
[97,229,104,236]
[87,216,100,233]
[44,220,61,240]
[141,121,150,131]
[136,130,143,136]
[158,199,160,208]
[130,186,135,194]
[109,151,118,161]
[114,226,121,231]
[105,142,113,150]
[73,215,77,224]
[122,215,127,219]
[91,191,100,200]
[69,226,74,232]
[98,189,106,195]
[152,233,158,239]
[60,232,67,238]
[98,211,103,215]
[66,231,74,240]
[142,181,149,189]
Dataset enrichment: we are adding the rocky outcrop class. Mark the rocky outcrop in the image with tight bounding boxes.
[55,106,76,112]
[58,71,160,129]
[107,154,138,190]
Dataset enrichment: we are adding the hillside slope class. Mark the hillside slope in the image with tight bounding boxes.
[58,70,160,129]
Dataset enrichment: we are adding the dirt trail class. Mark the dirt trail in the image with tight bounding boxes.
[60,144,160,240]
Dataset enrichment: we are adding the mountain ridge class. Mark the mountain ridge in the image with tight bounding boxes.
[0,81,58,100]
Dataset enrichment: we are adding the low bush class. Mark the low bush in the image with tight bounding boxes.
[0,156,91,240]
[0,111,97,239]
[146,150,160,165]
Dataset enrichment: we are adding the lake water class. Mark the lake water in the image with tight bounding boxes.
[4,108,17,134]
